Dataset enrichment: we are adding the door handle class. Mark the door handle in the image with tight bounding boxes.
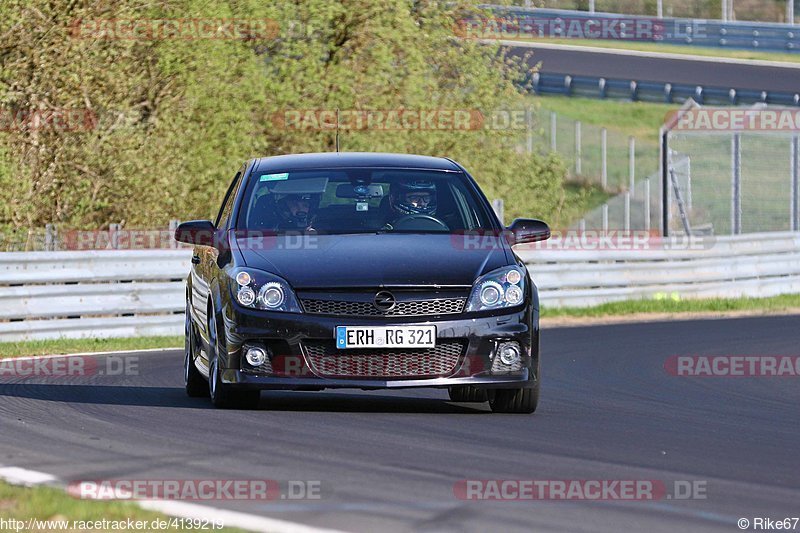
[191,255,201,264]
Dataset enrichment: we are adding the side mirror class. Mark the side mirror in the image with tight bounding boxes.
[506,218,550,246]
[174,220,217,246]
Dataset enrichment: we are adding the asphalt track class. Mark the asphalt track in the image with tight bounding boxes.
[0,315,798,532]
[504,42,800,93]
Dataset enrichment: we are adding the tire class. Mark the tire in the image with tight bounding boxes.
[184,304,209,398]
[206,309,260,410]
[489,385,539,414]
[448,386,489,403]
[208,359,261,409]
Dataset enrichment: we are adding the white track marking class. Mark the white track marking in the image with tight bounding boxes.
[139,500,347,533]
[0,465,343,533]
[0,466,57,486]
[0,346,180,364]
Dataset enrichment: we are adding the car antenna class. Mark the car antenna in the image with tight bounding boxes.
[335,108,340,153]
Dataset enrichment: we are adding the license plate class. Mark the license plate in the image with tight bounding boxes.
[335,325,436,349]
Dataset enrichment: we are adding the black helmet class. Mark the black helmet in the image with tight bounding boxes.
[276,193,319,229]
[389,179,437,216]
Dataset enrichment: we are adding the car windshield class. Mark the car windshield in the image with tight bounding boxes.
[237,167,495,234]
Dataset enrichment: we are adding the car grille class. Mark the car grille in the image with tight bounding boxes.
[302,340,466,379]
[300,297,466,317]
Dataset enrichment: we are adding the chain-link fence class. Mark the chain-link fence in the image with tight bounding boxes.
[664,104,800,236]
[0,222,183,251]
[510,0,794,23]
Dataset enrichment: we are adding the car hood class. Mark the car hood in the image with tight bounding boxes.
[235,233,510,289]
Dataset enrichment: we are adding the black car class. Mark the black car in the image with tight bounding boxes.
[175,152,550,413]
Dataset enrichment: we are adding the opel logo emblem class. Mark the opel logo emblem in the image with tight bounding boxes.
[373,291,396,312]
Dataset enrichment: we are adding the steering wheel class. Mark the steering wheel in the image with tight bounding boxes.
[389,214,449,231]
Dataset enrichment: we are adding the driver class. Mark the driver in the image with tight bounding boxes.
[384,180,437,228]
[275,193,319,230]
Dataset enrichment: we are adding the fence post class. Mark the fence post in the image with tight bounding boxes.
[644,177,651,232]
[731,133,742,235]
[45,224,55,251]
[601,204,609,234]
[624,192,631,232]
[629,136,636,194]
[526,106,533,154]
[601,127,608,190]
[575,121,582,175]
[792,135,799,231]
[550,112,557,152]
[657,0,663,17]
[579,218,586,233]
[169,219,180,249]
[109,223,121,250]
[492,199,505,225]
[789,0,796,25]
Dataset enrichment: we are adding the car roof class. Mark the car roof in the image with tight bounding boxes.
[253,152,461,173]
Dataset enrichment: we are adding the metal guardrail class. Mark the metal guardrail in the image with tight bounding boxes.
[531,72,800,107]
[0,234,798,341]
[490,7,800,52]
[518,231,800,307]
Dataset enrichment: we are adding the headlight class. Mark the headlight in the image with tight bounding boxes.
[230,268,302,313]
[466,266,526,312]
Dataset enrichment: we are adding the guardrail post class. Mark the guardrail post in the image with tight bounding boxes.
[575,120,582,175]
[630,81,638,101]
[601,128,608,190]
[550,112,557,152]
[792,135,799,231]
[599,78,607,99]
[644,177,651,232]
[664,83,673,104]
[629,136,636,194]
[731,133,742,235]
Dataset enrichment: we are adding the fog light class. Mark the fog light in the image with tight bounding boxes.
[499,343,521,366]
[237,286,256,306]
[245,347,267,367]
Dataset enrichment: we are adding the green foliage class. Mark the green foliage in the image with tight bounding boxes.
[0,0,567,230]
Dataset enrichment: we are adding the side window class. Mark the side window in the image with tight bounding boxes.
[215,168,244,229]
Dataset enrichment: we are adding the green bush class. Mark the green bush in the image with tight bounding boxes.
[0,0,568,231]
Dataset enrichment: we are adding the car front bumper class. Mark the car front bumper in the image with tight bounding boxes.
[218,304,539,391]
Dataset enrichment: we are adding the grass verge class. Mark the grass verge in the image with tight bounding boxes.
[505,37,800,64]
[0,336,182,359]
[541,293,800,318]
[0,480,244,532]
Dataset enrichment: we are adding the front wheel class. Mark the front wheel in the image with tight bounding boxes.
[448,386,488,403]
[209,359,260,410]
[489,385,539,414]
